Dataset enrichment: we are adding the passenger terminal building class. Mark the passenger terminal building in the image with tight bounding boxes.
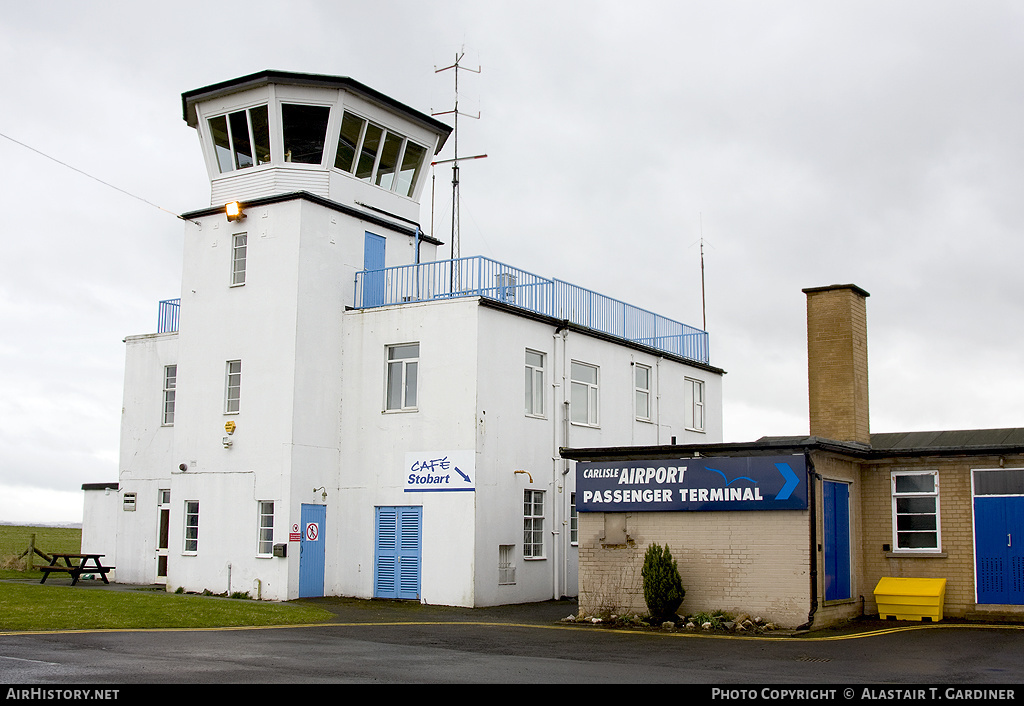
[81,70,723,606]
[566,284,1024,629]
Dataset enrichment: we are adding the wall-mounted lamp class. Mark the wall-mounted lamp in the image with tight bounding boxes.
[313,486,328,502]
[225,201,246,222]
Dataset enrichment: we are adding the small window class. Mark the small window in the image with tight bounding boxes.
[231,233,247,286]
[524,490,545,558]
[158,489,171,505]
[570,492,578,546]
[635,363,651,421]
[184,500,200,553]
[396,142,426,197]
[499,545,516,585]
[162,365,177,426]
[891,471,940,551]
[208,105,271,173]
[385,344,419,411]
[685,377,705,432]
[257,501,274,556]
[225,360,242,414]
[281,103,330,164]
[570,361,599,426]
[525,350,545,417]
[334,112,366,173]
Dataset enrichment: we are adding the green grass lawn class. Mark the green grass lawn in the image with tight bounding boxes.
[0,525,335,631]
[0,524,82,579]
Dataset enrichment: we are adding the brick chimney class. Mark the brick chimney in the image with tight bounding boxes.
[803,284,871,445]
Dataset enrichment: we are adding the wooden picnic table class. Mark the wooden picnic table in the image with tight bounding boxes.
[39,553,113,586]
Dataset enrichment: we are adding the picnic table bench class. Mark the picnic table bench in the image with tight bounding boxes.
[39,553,114,586]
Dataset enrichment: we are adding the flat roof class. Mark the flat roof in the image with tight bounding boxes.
[182,70,453,152]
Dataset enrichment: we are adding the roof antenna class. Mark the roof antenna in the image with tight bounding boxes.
[432,49,487,290]
[692,213,713,331]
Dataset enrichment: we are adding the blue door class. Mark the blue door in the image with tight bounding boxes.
[299,503,326,598]
[363,232,386,307]
[823,481,851,601]
[975,495,1024,605]
[374,506,422,600]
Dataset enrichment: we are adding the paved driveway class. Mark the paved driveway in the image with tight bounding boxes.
[2,593,1023,687]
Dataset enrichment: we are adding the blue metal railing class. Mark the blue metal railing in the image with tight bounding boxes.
[354,256,709,364]
[157,298,180,333]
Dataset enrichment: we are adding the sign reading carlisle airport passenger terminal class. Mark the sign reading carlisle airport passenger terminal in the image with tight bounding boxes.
[577,455,807,512]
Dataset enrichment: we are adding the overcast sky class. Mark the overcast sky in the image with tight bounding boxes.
[2,1,1023,524]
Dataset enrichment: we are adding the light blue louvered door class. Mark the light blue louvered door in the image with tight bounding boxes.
[374,506,422,600]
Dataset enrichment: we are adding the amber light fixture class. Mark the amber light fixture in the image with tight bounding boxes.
[225,201,245,221]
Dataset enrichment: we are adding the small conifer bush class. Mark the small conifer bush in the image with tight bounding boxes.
[641,542,685,620]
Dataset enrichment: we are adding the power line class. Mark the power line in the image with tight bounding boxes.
[0,130,194,224]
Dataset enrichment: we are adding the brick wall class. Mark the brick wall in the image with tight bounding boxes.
[804,285,870,445]
[578,509,812,627]
[858,454,1024,617]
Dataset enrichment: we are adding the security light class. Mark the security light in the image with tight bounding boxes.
[225,201,245,221]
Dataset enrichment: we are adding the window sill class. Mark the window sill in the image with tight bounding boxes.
[885,551,947,559]
[685,427,706,433]
[382,408,418,414]
[525,413,546,420]
[570,421,600,429]
[523,556,546,561]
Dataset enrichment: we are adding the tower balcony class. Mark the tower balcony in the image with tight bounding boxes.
[354,257,710,365]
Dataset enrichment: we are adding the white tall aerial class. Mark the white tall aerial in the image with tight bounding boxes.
[432,51,486,289]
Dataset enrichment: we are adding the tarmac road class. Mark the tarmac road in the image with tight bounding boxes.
[2,589,1023,688]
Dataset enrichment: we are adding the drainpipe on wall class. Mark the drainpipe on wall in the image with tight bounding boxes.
[552,323,570,601]
[799,451,820,631]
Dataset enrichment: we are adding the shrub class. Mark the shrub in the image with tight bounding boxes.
[641,543,685,620]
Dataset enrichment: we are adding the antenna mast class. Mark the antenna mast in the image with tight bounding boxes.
[432,51,486,289]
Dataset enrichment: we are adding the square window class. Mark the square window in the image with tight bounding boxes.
[385,344,419,411]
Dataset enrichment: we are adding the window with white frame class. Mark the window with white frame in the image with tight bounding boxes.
[281,103,331,164]
[498,544,516,585]
[525,350,545,417]
[334,110,428,197]
[891,471,940,551]
[208,105,271,173]
[184,500,200,553]
[570,492,578,545]
[570,361,599,426]
[523,490,545,558]
[231,233,247,286]
[162,365,176,426]
[225,360,242,414]
[385,343,419,411]
[685,377,705,432]
[257,501,274,556]
[635,363,652,421]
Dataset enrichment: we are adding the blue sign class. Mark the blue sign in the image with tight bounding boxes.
[577,455,807,512]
